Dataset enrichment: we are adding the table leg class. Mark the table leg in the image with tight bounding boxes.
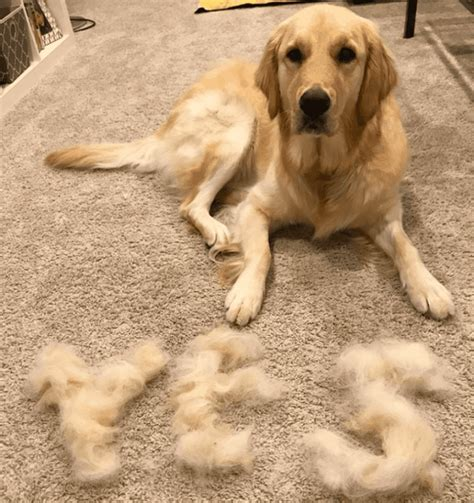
[404,0,418,38]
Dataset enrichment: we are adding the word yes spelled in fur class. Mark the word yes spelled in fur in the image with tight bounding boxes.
[27,341,169,482]
[171,326,285,474]
[304,339,452,499]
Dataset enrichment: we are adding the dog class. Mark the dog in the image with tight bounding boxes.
[45,4,454,325]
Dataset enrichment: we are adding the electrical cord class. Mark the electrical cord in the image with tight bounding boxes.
[70,16,96,32]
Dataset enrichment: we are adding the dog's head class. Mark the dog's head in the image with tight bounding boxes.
[256,5,397,135]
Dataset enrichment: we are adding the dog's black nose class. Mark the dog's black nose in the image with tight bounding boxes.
[299,87,331,118]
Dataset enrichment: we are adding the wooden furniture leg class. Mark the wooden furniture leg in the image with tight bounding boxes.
[404,0,419,38]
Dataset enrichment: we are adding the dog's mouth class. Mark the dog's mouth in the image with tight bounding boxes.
[296,114,334,136]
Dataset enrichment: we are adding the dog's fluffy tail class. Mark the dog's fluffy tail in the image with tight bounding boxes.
[45,135,164,174]
[45,86,257,200]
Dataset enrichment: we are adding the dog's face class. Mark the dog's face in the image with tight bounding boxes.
[256,5,397,135]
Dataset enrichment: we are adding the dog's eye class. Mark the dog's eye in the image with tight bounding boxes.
[286,48,303,63]
[337,47,356,64]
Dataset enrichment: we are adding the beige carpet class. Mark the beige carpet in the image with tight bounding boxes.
[1,0,472,500]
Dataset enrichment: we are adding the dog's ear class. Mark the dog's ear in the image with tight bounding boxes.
[357,22,398,125]
[255,25,285,120]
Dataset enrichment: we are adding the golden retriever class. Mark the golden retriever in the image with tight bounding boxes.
[45,4,454,325]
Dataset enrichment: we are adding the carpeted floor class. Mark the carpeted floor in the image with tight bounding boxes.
[1,0,473,501]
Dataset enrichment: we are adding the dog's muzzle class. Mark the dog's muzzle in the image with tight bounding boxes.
[298,86,331,135]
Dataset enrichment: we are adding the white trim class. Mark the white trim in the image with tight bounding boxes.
[0,0,74,118]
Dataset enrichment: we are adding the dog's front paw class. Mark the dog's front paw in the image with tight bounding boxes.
[225,275,265,326]
[405,269,455,320]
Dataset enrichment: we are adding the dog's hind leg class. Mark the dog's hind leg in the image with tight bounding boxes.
[45,87,255,248]
[172,91,255,248]
[178,144,250,248]
[179,165,236,247]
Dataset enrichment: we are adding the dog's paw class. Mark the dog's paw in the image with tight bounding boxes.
[181,205,231,248]
[225,275,264,326]
[199,219,231,248]
[405,269,455,320]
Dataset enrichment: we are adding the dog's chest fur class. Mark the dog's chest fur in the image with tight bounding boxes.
[278,127,392,238]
